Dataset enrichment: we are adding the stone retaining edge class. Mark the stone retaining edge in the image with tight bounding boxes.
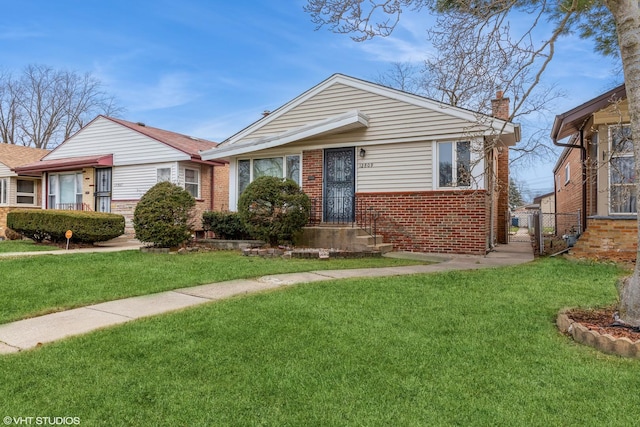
[557,309,640,358]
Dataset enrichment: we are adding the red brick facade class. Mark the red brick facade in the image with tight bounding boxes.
[356,190,488,255]
[301,150,490,254]
[555,148,584,235]
[302,149,323,220]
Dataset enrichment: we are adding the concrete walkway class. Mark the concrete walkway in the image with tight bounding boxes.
[0,241,534,354]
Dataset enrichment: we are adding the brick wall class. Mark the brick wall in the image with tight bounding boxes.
[302,150,323,221]
[213,164,229,211]
[496,148,509,243]
[555,148,583,235]
[570,217,637,262]
[357,190,489,255]
[491,91,510,245]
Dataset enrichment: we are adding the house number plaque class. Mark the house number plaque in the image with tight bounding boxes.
[358,163,374,168]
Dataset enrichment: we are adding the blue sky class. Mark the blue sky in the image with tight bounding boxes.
[0,1,622,197]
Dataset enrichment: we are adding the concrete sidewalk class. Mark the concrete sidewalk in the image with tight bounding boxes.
[0,241,533,355]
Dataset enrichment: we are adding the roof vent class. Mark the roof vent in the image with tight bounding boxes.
[137,122,146,127]
[190,136,200,141]
[262,110,271,117]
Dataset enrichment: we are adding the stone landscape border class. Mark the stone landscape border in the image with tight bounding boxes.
[557,309,640,358]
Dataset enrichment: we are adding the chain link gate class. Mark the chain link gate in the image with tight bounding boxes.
[510,210,581,255]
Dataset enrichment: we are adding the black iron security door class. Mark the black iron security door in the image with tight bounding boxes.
[94,168,112,212]
[324,147,355,223]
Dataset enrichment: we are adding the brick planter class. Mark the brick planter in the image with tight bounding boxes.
[557,309,640,358]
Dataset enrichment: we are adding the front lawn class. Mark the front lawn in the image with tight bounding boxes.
[0,240,59,253]
[0,257,636,426]
[0,250,422,324]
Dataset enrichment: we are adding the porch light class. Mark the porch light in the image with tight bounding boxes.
[359,148,366,158]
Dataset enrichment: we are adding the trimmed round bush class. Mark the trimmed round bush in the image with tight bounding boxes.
[7,209,125,243]
[133,181,196,248]
[237,176,310,246]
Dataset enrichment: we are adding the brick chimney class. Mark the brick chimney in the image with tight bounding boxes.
[491,89,510,120]
[491,89,510,245]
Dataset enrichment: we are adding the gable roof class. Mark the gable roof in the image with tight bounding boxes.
[102,116,219,158]
[201,74,520,160]
[0,144,50,169]
[551,83,626,141]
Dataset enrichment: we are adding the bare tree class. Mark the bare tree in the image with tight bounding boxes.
[374,62,426,94]
[0,69,22,146]
[0,64,123,148]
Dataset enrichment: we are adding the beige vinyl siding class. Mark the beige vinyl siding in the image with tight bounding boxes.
[45,117,189,165]
[0,163,13,177]
[593,99,630,125]
[236,83,480,146]
[356,142,432,192]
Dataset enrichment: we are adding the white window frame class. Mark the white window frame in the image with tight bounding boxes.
[0,178,7,205]
[564,164,570,184]
[184,167,200,199]
[608,124,636,214]
[16,179,37,206]
[237,154,302,197]
[437,141,472,188]
[48,172,83,209]
[157,167,172,183]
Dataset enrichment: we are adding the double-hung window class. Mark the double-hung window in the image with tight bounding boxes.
[184,168,200,198]
[16,180,36,205]
[609,125,636,214]
[0,178,7,205]
[237,155,301,196]
[438,141,471,188]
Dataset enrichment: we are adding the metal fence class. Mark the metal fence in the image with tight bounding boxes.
[510,210,581,255]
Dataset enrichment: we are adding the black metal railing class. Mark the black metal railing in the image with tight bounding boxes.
[355,198,380,246]
[308,196,381,245]
[55,203,92,211]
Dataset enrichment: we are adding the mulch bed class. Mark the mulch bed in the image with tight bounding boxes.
[566,306,640,342]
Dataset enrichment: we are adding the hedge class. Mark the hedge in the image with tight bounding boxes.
[202,211,252,240]
[7,209,125,243]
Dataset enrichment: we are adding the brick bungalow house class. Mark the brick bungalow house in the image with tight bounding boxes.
[0,144,50,238]
[551,83,637,260]
[201,74,520,255]
[15,116,229,234]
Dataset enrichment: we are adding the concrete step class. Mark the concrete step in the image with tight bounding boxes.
[368,243,394,253]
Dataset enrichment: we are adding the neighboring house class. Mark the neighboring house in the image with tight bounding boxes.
[201,74,520,255]
[0,144,50,238]
[533,192,555,215]
[551,83,636,260]
[15,116,229,234]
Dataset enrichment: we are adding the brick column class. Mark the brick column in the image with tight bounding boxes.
[302,150,323,222]
[492,90,510,245]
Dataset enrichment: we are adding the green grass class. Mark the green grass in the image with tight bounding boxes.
[0,257,637,426]
[0,240,59,253]
[0,250,422,324]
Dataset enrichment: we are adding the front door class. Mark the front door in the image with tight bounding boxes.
[324,147,355,223]
[95,168,112,212]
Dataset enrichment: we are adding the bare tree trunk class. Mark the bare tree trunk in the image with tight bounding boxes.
[605,0,640,325]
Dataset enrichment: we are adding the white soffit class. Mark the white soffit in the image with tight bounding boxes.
[201,110,369,160]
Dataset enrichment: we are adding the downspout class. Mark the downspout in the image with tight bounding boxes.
[552,129,587,233]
